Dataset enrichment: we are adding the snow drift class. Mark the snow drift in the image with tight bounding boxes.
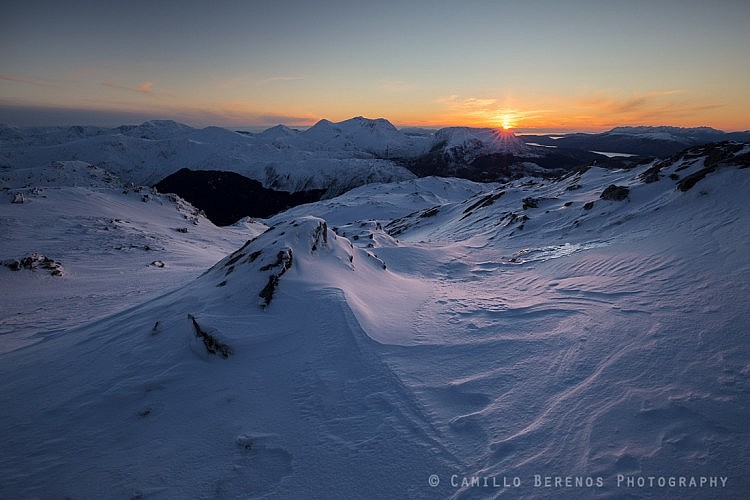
[1,138,749,498]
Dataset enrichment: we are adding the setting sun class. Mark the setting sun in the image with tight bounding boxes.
[500,116,513,130]
[496,112,516,130]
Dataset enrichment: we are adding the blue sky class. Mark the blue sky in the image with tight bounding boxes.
[1,0,749,131]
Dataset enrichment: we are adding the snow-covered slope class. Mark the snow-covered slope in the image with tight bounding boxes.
[0,161,265,352]
[1,141,749,498]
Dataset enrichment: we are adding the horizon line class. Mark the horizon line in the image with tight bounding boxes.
[0,104,746,135]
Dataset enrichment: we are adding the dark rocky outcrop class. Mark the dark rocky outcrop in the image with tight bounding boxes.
[188,314,232,358]
[258,249,294,308]
[600,184,630,201]
[4,253,63,276]
[636,141,749,191]
[154,168,325,226]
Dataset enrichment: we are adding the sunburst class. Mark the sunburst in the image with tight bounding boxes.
[499,113,515,130]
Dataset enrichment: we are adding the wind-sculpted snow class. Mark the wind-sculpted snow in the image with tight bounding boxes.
[197,216,430,344]
[1,141,749,498]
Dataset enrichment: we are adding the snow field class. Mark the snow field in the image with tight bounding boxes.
[1,141,749,498]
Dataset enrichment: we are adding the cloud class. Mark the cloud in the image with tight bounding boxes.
[256,76,304,87]
[437,94,497,110]
[575,89,686,114]
[0,102,161,127]
[137,82,154,94]
[100,80,159,95]
[572,89,725,127]
[432,89,728,130]
[434,94,552,127]
[0,74,59,88]
[0,100,317,129]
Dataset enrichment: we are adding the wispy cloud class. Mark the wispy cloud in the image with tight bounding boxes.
[256,76,304,87]
[0,99,317,128]
[438,95,497,111]
[433,89,727,130]
[575,89,687,114]
[0,74,59,88]
[435,94,552,127]
[137,82,154,94]
[572,89,724,127]
[100,80,159,96]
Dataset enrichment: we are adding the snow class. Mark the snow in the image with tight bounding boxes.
[0,118,421,193]
[0,118,539,198]
[0,161,264,353]
[1,137,749,498]
[434,127,529,160]
[607,125,725,143]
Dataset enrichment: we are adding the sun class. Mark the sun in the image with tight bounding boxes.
[498,113,515,130]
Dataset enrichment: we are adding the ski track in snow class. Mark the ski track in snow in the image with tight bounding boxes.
[1,139,750,499]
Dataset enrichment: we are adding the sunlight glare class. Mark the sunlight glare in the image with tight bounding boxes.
[495,112,517,130]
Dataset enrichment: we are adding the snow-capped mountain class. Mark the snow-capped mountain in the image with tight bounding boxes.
[2,137,749,498]
[1,117,610,224]
[432,126,529,159]
[0,117,610,198]
[523,125,750,157]
[606,125,726,142]
[301,116,428,157]
[0,118,420,193]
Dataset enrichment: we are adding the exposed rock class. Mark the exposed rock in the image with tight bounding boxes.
[3,253,63,276]
[310,220,328,252]
[522,197,540,210]
[188,314,232,358]
[11,192,24,204]
[154,168,326,226]
[600,184,630,201]
[419,206,440,218]
[461,190,506,219]
[258,249,294,308]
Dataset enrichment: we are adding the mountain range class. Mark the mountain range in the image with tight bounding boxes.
[4,117,748,225]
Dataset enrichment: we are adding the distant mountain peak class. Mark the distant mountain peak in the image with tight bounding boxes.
[608,125,724,135]
[434,126,528,157]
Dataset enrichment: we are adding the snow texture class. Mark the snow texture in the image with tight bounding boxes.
[1,133,749,499]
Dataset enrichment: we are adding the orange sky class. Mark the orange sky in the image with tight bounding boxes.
[1,1,748,132]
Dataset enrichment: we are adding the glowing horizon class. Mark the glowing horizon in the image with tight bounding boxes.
[1,2,748,132]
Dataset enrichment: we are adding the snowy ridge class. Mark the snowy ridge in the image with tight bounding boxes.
[433,126,529,160]
[1,118,545,198]
[1,140,749,498]
[607,125,725,143]
[0,118,420,192]
[301,116,426,157]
